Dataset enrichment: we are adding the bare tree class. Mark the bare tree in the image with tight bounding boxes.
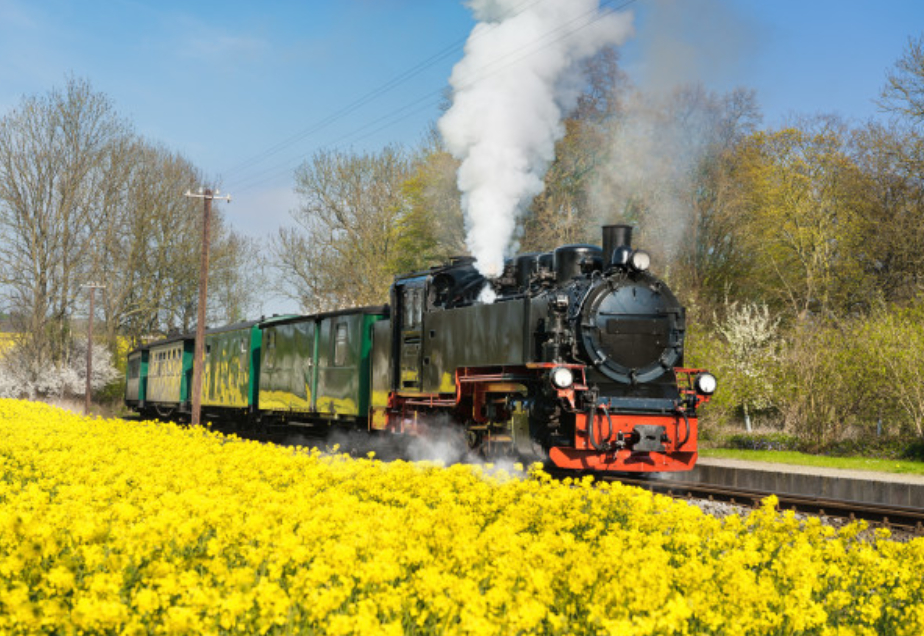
[881,34,924,124]
[0,78,261,403]
[91,141,260,343]
[0,77,131,373]
[209,228,267,324]
[91,141,206,346]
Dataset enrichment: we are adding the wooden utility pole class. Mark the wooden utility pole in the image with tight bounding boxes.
[184,188,231,425]
[81,282,105,415]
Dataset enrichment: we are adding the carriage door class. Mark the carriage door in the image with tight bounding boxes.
[398,280,425,391]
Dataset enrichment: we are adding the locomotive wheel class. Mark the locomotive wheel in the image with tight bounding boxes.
[465,421,515,461]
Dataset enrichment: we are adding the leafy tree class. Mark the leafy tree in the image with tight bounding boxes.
[856,302,924,437]
[681,88,762,296]
[393,130,466,274]
[588,84,761,286]
[851,122,924,303]
[713,120,871,318]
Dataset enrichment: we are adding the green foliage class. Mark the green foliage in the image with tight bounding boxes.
[723,432,803,452]
[392,146,465,274]
[706,123,874,317]
[851,301,924,437]
[689,296,924,447]
[772,322,866,448]
[819,436,924,462]
[903,439,924,462]
[95,377,126,405]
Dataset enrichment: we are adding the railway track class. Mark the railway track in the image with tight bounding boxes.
[606,475,924,536]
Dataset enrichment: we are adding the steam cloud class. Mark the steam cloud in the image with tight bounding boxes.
[439,0,633,279]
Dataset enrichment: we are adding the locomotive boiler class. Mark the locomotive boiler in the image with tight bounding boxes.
[371,224,715,471]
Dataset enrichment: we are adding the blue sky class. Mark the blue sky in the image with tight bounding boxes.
[1,0,921,240]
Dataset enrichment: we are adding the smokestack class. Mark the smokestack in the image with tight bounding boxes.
[602,224,633,265]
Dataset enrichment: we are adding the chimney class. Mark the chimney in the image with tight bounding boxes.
[602,224,632,265]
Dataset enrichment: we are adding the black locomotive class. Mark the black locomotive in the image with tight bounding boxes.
[374,224,714,471]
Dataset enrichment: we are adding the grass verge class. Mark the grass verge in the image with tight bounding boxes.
[699,448,924,476]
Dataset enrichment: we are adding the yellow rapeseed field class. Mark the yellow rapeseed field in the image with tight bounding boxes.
[1,398,923,635]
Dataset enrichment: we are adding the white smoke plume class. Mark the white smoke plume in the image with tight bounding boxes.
[439,0,633,278]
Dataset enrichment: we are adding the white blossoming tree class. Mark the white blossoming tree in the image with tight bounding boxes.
[715,301,781,432]
[0,338,120,401]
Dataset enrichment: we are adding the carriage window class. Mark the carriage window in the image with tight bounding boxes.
[334,323,348,366]
[264,331,276,368]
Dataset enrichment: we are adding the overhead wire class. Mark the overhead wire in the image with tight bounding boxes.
[222,0,549,180]
[231,0,640,195]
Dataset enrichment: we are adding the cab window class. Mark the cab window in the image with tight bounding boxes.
[403,287,422,329]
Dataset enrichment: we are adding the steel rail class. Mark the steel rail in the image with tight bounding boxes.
[600,474,924,535]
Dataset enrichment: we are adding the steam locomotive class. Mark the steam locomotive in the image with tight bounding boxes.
[125,225,715,473]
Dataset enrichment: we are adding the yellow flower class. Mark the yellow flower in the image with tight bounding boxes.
[1,397,923,635]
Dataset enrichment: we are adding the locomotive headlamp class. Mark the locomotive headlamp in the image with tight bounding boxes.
[694,372,717,396]
[611,245,632,267]
[629,250,651,272]
[550,366,574,389]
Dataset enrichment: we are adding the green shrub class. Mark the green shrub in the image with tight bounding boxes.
[686,297,924,450]
[723,432,803,452]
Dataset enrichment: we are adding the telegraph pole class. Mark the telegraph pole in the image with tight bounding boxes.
[184,187,231,426]
[81,282,105,415]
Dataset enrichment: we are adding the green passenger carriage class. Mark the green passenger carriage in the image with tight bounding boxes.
[124,347,149,410]
[201,320,262,418]
[124,307,388,427]
[137,335,195,419]
[258,308,387,425]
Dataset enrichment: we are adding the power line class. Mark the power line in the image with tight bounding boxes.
[222,0,551,181]
[231,0,640,196]
[234,95,444,194]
